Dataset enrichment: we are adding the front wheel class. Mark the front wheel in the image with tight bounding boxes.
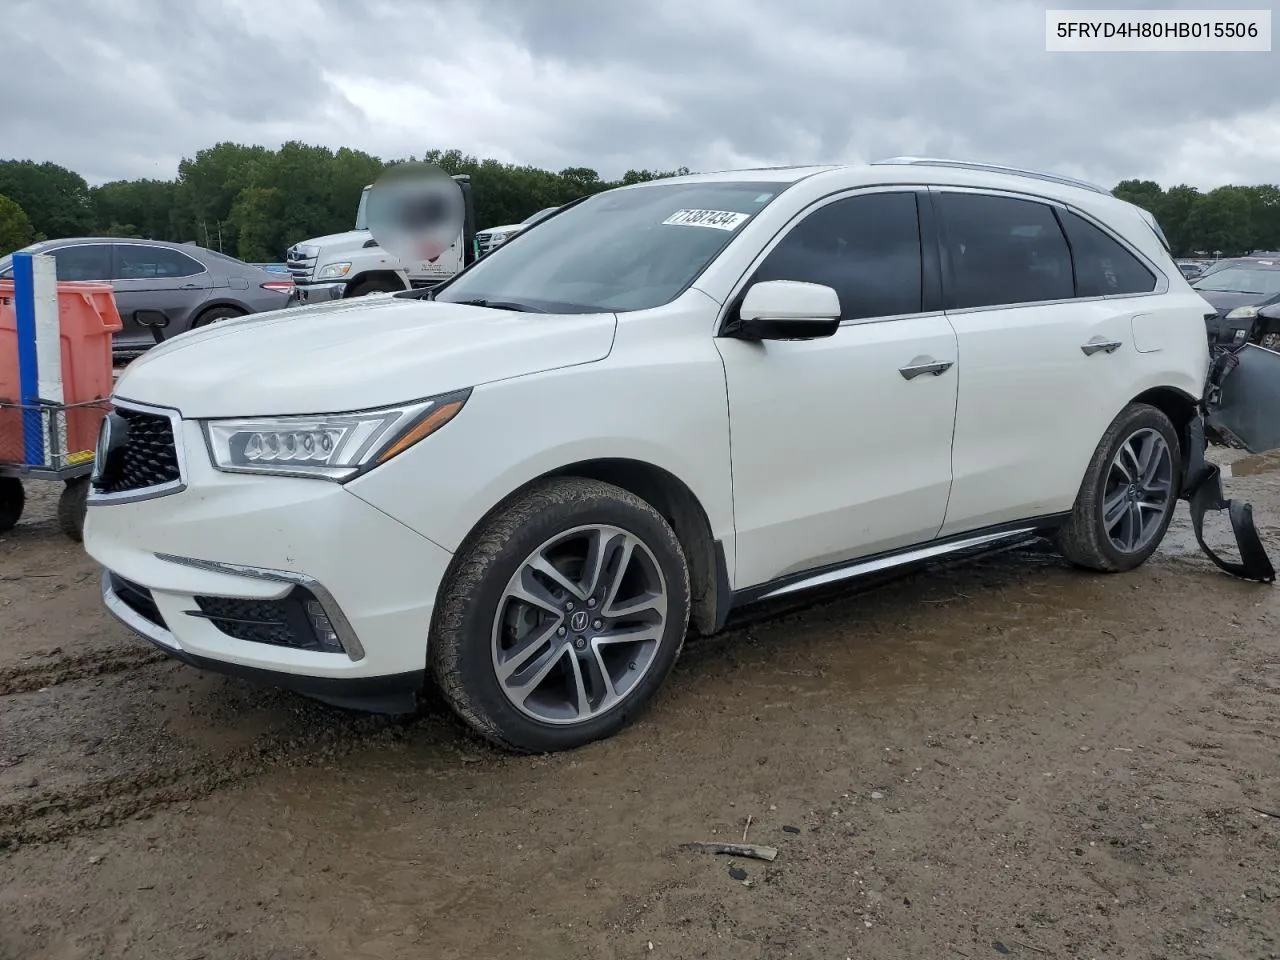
[1055,403,1182,572]
[430,477,691,753]
[346,276,403,297]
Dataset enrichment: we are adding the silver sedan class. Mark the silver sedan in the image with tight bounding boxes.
[0,237,294,356]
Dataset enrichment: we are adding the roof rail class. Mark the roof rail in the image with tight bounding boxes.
[869,156,1112,196]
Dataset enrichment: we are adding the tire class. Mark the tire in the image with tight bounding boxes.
[346,276,403,297]
[58,476,90,542]
[0,477,24,533]
[1055,403,1182,573]
[192,305,244,328]
[430,477,692,753]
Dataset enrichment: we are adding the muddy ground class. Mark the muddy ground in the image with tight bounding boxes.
[2,453,1279,960]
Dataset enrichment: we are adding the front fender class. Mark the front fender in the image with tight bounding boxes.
[344,351,736,567]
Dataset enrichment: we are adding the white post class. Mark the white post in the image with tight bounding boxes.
[31,253,66,468]
[32,253,63,405]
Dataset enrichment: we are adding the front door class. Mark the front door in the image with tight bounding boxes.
[716,190,960,590]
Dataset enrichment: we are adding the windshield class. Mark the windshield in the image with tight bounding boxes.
[354,186,371,231]
[1193,266,1280,296]
[522,207,558,225]
[435,181,785,313]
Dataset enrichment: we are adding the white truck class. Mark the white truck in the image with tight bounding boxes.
[286,174,478,304]
[474,206,560,256]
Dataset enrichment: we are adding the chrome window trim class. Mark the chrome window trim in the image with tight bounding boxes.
[716,183,940,333]
[86,397,189,505]
[110,241,211,282]
[927,185,1171,313]
[154,553,366,662]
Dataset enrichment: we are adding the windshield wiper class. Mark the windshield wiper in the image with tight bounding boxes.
[453,298,547,313]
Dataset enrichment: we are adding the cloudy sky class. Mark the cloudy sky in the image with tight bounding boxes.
[4,0,1277,189]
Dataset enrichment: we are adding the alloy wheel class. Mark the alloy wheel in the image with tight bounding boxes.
[1102,427,1174,554]
[491,524,669,725]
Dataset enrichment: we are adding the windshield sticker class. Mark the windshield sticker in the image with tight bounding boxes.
[662,209,750,231]
[753,193,774,203]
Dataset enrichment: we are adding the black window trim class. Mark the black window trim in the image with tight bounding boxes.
[715,184,944,337]
[110,241,209,283]
[928,186,1169,316]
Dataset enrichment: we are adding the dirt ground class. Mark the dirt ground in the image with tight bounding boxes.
[2,452,1279,960]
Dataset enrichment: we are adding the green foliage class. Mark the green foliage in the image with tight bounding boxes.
[1113,179,1280,256]
[0,160,93,239]
[6,145,1274,261]
[0,193,37,256]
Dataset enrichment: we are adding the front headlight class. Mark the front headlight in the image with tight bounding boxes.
[1226,305,1259,320]
[202,389,470,481]
[316,262,353,280]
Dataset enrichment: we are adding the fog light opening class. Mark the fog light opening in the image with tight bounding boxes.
[305,598,343,653]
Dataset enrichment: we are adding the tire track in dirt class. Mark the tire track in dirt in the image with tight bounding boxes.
[0,645,168,697]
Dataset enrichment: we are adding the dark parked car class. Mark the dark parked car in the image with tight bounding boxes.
[1193,256,1280,349]
[0,238,294,356]
[1177,260,1206,281]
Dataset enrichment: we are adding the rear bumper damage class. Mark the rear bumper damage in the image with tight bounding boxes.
[1183,342,1279,583]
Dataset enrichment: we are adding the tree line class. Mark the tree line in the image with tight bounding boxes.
[0,143,689,263]
[0,142,1276,262]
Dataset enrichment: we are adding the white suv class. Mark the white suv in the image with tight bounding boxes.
[86,158,1211,753]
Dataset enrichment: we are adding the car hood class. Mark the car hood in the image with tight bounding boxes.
[114,295,618,418]
[1194,289,1274,314]
[295,230,375,255]
[479,224,523,235]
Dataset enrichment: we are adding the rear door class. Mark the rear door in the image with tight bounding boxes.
[933,189,1162,536]
[110,244,213,340]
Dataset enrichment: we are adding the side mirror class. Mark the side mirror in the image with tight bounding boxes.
[1258,303,1280,322]
[133,309,169,344]
[729,280,842,341]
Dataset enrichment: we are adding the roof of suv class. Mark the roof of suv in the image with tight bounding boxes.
[643,157,1115,203]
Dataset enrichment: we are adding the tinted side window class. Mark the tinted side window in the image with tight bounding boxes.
[752,192,922,321]
[1059,210,1156,297]
[50,244,113,281]
[937,193,1073,309]
[115,245,203,280]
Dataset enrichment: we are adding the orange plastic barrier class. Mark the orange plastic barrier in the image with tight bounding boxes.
[0,280,121,467]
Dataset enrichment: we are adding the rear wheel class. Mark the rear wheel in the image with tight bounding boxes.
[192,305,244,328]
[0,477,24,533]
[430,477,691,753]
[1055,403,1181,572]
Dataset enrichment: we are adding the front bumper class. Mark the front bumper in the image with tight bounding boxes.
[291,281,347,305]
[85,418,455,710]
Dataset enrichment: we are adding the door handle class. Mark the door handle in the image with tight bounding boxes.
[1081,336,1123,356]
[898,357,954,380]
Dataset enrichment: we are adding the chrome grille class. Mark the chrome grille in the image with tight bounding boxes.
[285,245,317,283]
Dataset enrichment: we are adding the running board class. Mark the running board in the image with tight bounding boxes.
[751,527,1041,602]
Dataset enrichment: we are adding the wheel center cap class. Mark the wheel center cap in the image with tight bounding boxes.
[569,610,589,633]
